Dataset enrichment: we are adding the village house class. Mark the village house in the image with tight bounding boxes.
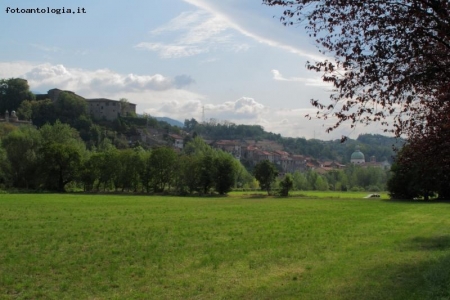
[168,134,184,150]
[210,140,242,160]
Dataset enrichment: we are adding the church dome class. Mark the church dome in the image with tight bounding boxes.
[351,146,365,163]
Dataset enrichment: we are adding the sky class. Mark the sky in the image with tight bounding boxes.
[1,0,388,140]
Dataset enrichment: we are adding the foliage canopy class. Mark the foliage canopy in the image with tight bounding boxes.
[263,0,450,137]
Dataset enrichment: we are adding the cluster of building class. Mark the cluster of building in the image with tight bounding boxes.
[168,138,390,174]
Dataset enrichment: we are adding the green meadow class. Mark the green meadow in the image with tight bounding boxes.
[1,193,449,299]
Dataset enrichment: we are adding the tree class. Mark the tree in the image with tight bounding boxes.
[40,142,82,192]
[405,102,450,199]
[1,125,42,189]
[314,175,328,191]
[79,152,97,192]
[387,147,437,200]
[198,154,216,194]
[114,149,143,192]
[176,155,201,194]
[148,147,177,192]
[119,98,131,117]
[388,106,450,200]
[55,91,88,126]
[214,153,237,195]
[91,148,117,191]
[183,136,213,156]
[292,171,309,190]
[0,78,35,114]
[0,122,17,138]
[17,99,57,127]
[263,1,450,137]
[184,118,198,132]
[254,160,279,195]
[0,141,11,187]
[279,174,294,196]
[38,121,85,191]
[138,150,152,193]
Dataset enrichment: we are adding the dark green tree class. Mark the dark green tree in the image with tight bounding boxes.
[40,143,82,192]
[79,152,97,192]
[0,141,11,187]
[54,91,88,126]
[279,174,294,196]
[39,121,85,191]
[17,99,57,127]
[1,125,42,189]
[198,154,216,194]
[175,155,201,194]
[139,150,153,193]
[388,140,445,200]
[91,148,118,191]
[184,118,199,132]
[254,160,279,195]
[149,147,177,192]
[214,154,237,195]
[0,78,35,113]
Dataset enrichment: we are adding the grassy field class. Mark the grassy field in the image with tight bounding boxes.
[1,193,449,299]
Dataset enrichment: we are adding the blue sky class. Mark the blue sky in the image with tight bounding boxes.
[1,0,386,139]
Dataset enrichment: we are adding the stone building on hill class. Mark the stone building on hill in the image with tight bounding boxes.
[86,98,136,121]
[35,89,136,121]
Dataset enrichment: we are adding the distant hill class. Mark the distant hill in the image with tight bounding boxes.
[184,121,402,163]
[155,117,183,128]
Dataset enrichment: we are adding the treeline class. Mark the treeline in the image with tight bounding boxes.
[0,121,390,194]
[0,122,253,193]
[285,165,389,192]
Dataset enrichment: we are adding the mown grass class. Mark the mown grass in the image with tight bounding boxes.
[0,194,449,299]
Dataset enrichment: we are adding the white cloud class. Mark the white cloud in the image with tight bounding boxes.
[0,61,37,78]
[24,63,194,94]
[0,61,194,96]
[135,42,209,58]
[136,10,249,58]
[144,96,268,122]
[271,69,333,87]
[151,10,207,35]
[182,0,325,61]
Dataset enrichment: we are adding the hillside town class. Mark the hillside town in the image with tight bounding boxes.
[1,86,391,175]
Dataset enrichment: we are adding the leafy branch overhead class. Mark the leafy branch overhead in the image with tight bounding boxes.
[263,0,450,137]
